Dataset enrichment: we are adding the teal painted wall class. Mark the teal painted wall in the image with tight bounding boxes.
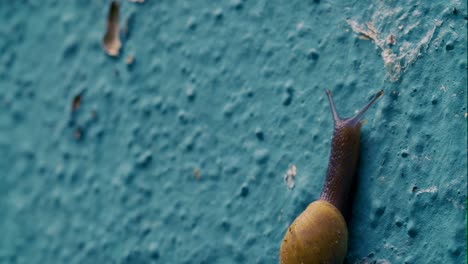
[1,1,466,263]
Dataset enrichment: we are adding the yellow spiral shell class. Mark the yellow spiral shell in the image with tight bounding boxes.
[280,200,348,264]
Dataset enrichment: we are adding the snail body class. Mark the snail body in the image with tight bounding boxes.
[280,90,383,264]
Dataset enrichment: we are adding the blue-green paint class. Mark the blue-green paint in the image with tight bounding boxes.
[1,1,466,263]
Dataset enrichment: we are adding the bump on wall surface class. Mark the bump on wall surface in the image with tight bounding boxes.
[0,0,466,263]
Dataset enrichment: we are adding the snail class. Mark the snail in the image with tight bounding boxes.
[280,89,383,264]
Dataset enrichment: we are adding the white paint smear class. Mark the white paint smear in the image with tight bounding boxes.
[415,186,438,195]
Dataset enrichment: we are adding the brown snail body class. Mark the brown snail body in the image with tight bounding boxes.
[280,90,383,264]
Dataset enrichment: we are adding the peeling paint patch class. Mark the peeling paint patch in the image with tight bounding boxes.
[283,165,296,190]
[347,15,442,82]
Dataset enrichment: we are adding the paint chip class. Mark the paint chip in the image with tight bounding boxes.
[102,1,121,57]
[126,55,135,65]
[194,168,200,181]
[385,33,396,45]
[72,94,82,112]
[283,165,296,190]
[74,127,82,141]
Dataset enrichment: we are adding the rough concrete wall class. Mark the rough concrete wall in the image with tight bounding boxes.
[1,1,466,263]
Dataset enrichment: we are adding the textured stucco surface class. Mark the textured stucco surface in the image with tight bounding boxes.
[1,1,467,263]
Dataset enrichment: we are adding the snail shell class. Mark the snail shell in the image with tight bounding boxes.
[280,200,347,264]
